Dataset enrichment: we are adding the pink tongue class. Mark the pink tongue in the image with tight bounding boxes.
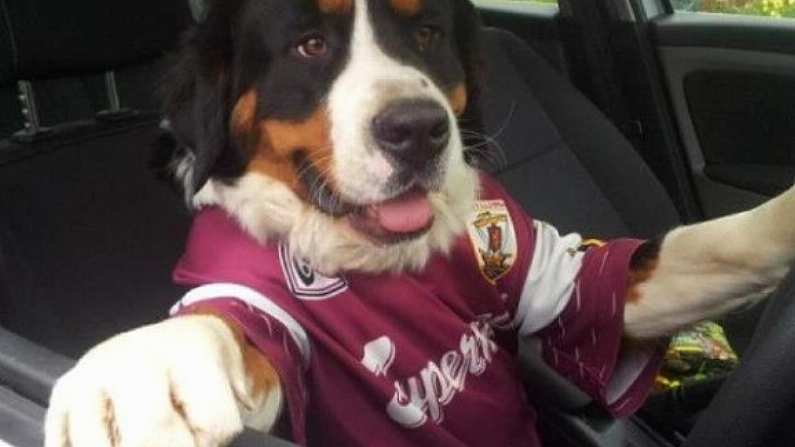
[371,189,433,234]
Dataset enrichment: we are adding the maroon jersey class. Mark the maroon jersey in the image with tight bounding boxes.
[171,176,662,446]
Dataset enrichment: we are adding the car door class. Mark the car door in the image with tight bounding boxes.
[479,0,795,223]
[651,1,795,218]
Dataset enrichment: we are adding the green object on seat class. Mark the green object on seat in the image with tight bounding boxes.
[656,321,740,391]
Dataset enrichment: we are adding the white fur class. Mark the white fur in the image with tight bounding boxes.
[194,155,478,276]
[625,184,795,338]
[172,283,312,367]
[45,316,282,447]
[327,0,461,205]
[174,151,197,205]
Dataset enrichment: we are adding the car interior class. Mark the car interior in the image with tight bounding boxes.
[1,0,794,446]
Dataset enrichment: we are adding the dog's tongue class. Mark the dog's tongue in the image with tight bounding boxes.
[370,188,433,234]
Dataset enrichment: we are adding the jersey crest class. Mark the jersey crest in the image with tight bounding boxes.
[466,200,517,284]
[279,244,348,300]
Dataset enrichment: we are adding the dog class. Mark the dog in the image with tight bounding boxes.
[45,0,795,446]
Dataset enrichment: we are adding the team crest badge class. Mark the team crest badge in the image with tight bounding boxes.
[279,244,348,300]
[467,200,517,284]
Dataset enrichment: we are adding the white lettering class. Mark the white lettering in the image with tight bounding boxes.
[386,320,500,428]
[388,381,428,428]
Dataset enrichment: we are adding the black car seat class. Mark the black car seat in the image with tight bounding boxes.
[0,0,193,360]
[480,28,680,238]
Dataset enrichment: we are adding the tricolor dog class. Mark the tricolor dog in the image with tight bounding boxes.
[45,0,795,446]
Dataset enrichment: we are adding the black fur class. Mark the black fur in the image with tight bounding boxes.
[154,0,486,199]
[452,0,488,166]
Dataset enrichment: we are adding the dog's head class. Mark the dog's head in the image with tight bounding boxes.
[162,0,485,273]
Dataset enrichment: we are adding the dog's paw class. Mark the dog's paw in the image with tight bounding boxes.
[44,315,281,447]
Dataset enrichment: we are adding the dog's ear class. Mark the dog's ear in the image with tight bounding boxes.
[452,0,487,165]
[159,1,247,200]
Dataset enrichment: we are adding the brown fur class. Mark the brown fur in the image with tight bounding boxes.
[101,394,120,447]
[168,383,198,439]
[231,89,336,199]
[627,239,661,302]
[448,84,468,117]
[230,90,258,141]
[222,321,280,406]
[188,308,281,407]
[317,0,353,15]
[390,0,422,16]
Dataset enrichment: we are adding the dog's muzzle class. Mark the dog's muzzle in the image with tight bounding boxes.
[301,99,453,244]
[337,99,451,243]
[371,99,451,170]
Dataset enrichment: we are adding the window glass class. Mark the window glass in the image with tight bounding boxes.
[483,0,558,6]
[671,0,795,18]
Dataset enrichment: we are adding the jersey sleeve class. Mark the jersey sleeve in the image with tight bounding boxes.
[480,176,662,416]
[534,239,665,417]
[473,174,583,335]
[170,284,310,444]
[509,220,586,335]
[477,176,587,335]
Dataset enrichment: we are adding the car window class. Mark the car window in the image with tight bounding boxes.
[671,0,795,18]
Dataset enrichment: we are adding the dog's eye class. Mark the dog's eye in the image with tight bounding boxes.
[296,35,328,58]
[415,25,441,52]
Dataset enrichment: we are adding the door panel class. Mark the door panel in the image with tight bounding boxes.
[0,85,23,138]
[685,70,795,167]
[651,14,795,217]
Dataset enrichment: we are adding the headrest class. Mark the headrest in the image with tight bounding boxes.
[0,0,192,80]
[187,0,209,23]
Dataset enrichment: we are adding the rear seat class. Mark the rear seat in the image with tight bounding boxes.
[0,0,193,359]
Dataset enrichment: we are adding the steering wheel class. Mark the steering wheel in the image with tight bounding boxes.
[683,264,795,446]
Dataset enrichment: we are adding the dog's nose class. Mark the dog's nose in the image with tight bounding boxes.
[372,99,450,167]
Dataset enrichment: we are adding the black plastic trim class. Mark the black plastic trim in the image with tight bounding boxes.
[518,338,592,411]
[704,164,795,197]
[0,328,73,407]
[234,431,302,447]
[0,113,160,166]
[0,386,45,447]
[652,13,795,55]
[0,385,298,447]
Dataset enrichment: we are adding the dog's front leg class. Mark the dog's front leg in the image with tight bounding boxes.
[625,184,795,338]
[45,315,282,447]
